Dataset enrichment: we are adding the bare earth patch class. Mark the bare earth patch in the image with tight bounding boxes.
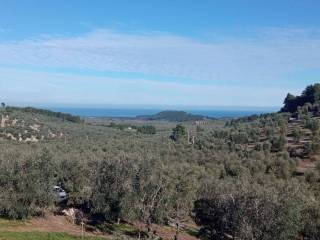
[0,215,108,239]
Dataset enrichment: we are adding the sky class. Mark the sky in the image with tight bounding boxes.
[0,0,320,109]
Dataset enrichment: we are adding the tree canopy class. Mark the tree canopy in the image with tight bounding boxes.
[281,83,320,113]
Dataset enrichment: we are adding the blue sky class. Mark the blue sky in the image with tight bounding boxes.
[1,0,320,108]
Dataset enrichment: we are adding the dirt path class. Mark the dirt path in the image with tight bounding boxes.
[0,215,199,240]
[0,214,108,238]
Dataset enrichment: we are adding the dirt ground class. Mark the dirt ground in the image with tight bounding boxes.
[0,214,199,240]
[132,221,199,240]
[0,214,107,238]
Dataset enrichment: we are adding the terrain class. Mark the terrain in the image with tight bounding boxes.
[136,110,209,122]
[2,84,320,239]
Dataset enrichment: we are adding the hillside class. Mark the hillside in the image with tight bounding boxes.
[2,85,320,239]
[0,106,82,143]
[137,110,208,122]
[227,112,318,175]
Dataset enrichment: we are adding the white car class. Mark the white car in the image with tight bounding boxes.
[53,186,68,203]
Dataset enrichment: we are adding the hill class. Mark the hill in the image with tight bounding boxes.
[0,106,82,143]
[6,106,82,123]
[137,110,208,122]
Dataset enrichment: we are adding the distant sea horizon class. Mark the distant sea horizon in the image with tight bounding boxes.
[45,106,279,119]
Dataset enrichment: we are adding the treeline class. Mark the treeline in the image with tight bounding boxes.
[226,112,290,126]
[108,122,156,134]
[5,106,82,123]
[281,83,320,113]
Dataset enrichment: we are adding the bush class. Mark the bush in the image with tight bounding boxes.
[170,124,186,141]
[194,181,305,240]
[137,125,156,134]
[0,149,56,219]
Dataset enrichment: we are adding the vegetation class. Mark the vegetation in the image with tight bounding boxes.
[281,83,320,113]
[0,232,105,240]
[137,110,207,122]
[3,84,320,239]
[5,106,82,123]
[107,122,156,134]
[170,124,187,141]
[136,125,156,134]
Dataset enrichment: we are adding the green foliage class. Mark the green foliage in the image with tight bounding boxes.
[0,149,55,219]
[302,203,320,239]
[108,122,131,130]
[292,127,302,143]
[2,94,320,239]
[138,110,207,122]
[270,134,287,152]
[281,84,320,113]
[137,125,156,134]
[90,159,133,221]
[194,180,306,240]
[5,106,82,123]
[171,124,186,141]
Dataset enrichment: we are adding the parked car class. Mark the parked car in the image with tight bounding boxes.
[53,186,68,203]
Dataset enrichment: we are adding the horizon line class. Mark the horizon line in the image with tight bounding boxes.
[5,102,280,111]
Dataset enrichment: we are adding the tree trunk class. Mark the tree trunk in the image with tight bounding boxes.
[174,223,180,240]
[146,218,152,238]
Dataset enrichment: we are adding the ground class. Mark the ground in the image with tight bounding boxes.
[0,215,106,239]
[0,215,199,240]
[0,232,104,240]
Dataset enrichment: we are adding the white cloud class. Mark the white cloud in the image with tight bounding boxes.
[0,28,320,106]
[0,28,320,83]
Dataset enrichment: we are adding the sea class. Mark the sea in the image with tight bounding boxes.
[46,107,279,119]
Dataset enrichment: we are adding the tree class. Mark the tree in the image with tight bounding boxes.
[130,162,169,237]
[171,124,186,142]
[282,93,297,113]
[302,84,320,104]
[292,127,302,143]
[90,159,132,221]
[281,84,320,113]
[137,125,156,134]
[194,181,305,240]
[0,148,56,219]
[1,102,5,108]
[166,167,200,240]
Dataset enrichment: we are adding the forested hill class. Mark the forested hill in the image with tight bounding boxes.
[0,105,82,143]
[5,106,82,123]
[137,110,208,121]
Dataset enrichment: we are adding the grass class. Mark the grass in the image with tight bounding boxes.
[0,219,28,228]
[96,223,144,238]
[184,227,199,237]
[111,224,137,233]
[0,232,105,240]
